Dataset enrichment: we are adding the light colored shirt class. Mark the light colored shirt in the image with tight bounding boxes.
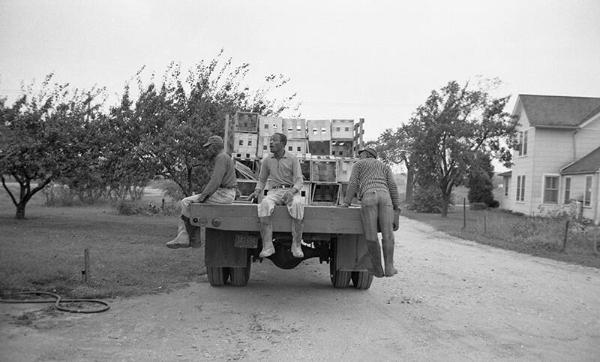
[344,158,400,209]
[255,151,304,192]
[199,152,237,201]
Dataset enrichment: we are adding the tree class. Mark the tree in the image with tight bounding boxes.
[467,152,497,207]
[0,75,104,218]
[374,126,416,202]
[399,79,517,217]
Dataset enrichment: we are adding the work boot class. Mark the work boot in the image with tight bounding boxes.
[366,240,385,278]
[382,239,398,277]
[291,219,304,258]
[166,218,190,248]
[259,217,275,258]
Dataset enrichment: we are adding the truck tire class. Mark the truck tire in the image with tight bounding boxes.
[230,254,251,287]
[351,271,373,290]
[207,267,230,287]
[329,242,351,288]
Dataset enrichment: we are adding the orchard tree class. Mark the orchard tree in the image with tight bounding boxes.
[401,79,517,216]
[374,126,416,202]
[0,75,104,218]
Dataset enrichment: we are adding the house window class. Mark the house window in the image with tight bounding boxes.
[523,130,528,155]
[504,178,509,196]
[584,176,592,207]
[516,175,526,201]
[516,176,521,201]
[518,132,523,156]
[517,131,528,156]
[564,177,571,203]
[543,176,559,203]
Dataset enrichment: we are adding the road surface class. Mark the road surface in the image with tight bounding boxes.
[1,217,599,361]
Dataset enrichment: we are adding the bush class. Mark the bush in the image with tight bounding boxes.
[150,179,184,202]
[470,202,488,210]
[409,184,450,213]
[43,183,78,207]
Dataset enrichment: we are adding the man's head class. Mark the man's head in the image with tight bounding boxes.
[203,135,224,156]
[358,147,377,159]
[270,132,287,155]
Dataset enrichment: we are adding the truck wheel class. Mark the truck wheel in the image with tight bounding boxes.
[330,257,351,288]
[351,271,373,290]
[207,267,230,287]
[230,254,251,287]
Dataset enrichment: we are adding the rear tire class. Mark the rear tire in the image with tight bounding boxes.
[330,240,351,288]
[230,254,251,287]
[207,267,230,287]
[351,271,373,290]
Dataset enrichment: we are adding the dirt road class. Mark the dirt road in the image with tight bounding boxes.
[2,217,599,361]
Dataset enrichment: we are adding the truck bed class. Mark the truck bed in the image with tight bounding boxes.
[189,203,364,234]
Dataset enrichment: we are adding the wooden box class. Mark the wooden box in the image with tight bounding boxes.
[336,158,357,182]
[233,132,258,158]
[308,141,331,156]
[235,112,259,133]
[307,119,332,141]
[282,118,307,139]
[331,140,354,157]
[310,159,337,182]
[258,116,283,136]
[257,135,271,158]
[285,139,308,156]
[311,183,340,205]
[331,119,354,139]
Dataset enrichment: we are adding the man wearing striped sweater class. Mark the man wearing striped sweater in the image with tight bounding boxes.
[342,147,401,277]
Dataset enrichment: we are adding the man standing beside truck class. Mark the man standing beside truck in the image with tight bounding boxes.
[342,147,401,277]
[249,132,305,259]
[166,135,237,248]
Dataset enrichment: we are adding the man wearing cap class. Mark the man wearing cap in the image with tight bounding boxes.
[342,147,401,277]
[249,132,305,258]
[166,135,237,248]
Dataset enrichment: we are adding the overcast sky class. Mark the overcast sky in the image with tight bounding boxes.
[1,0,599,141]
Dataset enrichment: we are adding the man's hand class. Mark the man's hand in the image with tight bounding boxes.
[393,209,401,231]
[282,190,294,205]
[339,203,350,208]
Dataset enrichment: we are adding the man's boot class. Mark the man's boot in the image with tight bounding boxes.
[382,239,398,277]
[366,240,385,278]
[259,216,275,258]
[291,218,304,258]
[166,217,190,248]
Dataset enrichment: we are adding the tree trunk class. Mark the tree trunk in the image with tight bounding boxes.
[405,168,414,203]
[16,203,26,219]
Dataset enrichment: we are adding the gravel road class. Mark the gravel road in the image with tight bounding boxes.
[2,216,599,361]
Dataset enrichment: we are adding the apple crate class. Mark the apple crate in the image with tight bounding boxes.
[311,183,340,205]
[233,132,258,159]
[310,159,337,183]
[235,112,259,133]
[282,118,307,139]
[285,139,308,156]
[331,119,354,139]
[307,119,332,141]
[258,116,283,136]
[331,140,354,157]
[336,158,357,182]
[257,135,271,158]
[308,140,331,156]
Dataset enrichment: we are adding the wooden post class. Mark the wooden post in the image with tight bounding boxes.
[82,248,90,283]
[562,220,569,251]
[484,211,487,234]
[462,198,466,230]
[224,114,231,154]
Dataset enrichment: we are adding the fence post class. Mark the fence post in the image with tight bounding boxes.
[484,211,487,234]
[462,198,466,230]
[562,220,569,251]
[82,248,90,283]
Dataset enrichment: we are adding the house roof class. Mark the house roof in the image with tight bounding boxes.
[561,146,600,175]
[498,171,512,177]
[518,95,600,128]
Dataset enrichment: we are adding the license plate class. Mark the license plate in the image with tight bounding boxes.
[234,233,258,248]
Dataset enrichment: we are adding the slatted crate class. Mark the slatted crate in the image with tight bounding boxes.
[308,140,331,156]
[257,135,271,158]
[307,119,332,141]
[336,158,357,182]
[331,119,354,139]
[282,118,307,139]
[233,132,258,159]
[331,140,354,157]
[310,158,337,183]
[311,183,340,205]
[236,179,258,199]
[285,139,308,156]
[235,112,259,133]
[258,116,283,136]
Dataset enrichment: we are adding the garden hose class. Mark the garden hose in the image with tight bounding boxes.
[0,291,110,313]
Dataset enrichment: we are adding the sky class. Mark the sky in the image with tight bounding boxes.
[1,0,600,142]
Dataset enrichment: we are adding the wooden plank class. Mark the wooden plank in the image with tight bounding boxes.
[189,203,364,234]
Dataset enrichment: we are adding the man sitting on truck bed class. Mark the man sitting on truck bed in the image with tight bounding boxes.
[166,135,237,248]
[342,147,400,277]
[249,132,305,258]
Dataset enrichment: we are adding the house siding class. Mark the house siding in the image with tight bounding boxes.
[509,110,534,214]
[574,117,600,159]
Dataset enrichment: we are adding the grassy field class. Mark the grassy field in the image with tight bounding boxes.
[0,185,203,299]
[401,204,600,269]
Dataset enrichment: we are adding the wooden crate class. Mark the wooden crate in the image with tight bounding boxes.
[258,116,282,136]
[233,132,258,158]
[235,112,259,133]
[331,119,354,139]
[310,159,337,182]
[336,158,357,182]
[285,139,308,156]
[257,135,271,158]
[311,183,340,205]
[282,118,307,139]
[299,159,311,180]
[307,119,332,141]
[236,180,258,198]
[308,141,331,156]
[331,140,354,157]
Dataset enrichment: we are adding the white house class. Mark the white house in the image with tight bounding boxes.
[500,94,600,225]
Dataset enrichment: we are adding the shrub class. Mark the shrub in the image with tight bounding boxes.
[43,183,78,206]
[409,184,450,213]
[470,202,488,210]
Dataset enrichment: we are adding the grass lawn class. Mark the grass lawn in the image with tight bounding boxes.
[0,185,203,299]
[401,204,600,269]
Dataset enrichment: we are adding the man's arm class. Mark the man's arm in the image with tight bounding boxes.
[384,165,400,210]
[199,154,227,201]
[251,157,270,199]
[343,162,361,206]
[291,158,304,192]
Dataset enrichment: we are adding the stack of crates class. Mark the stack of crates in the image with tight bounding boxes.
[257,116,282,158]
[331,119,354,157]
[307,119,331,156]
[282,118,308,157]
[233,112,259,159]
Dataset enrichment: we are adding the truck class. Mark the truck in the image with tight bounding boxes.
[188,113,376,289]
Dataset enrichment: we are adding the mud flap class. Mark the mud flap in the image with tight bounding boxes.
[205,229,249,268]
[335,234,372,271]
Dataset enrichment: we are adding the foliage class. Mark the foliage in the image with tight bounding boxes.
[0,74,105,218]
[373,127,416,202]
[389,79,517,216]
[408,183,450,213]
[467,151,497,207]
